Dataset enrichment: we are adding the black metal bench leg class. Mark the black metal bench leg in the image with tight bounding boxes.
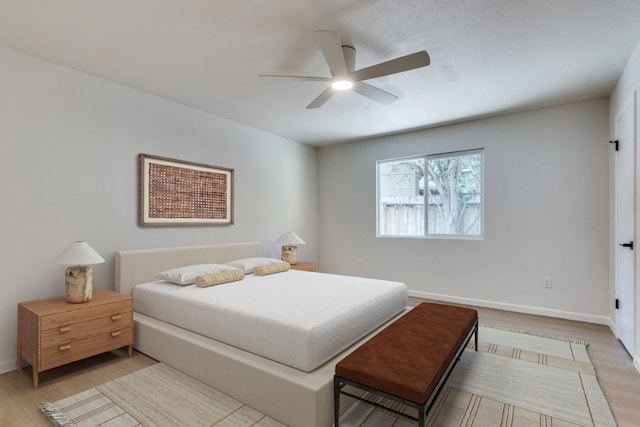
[334,376,340,427]
[475,323,479,351]
[419,406,425,427]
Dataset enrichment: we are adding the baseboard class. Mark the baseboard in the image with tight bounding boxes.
[409,290,611,326]
[608,317,617,337]
[608,320,640,372]
[0,358,17,374]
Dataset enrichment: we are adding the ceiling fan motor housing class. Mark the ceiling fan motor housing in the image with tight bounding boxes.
[342,45,356,73]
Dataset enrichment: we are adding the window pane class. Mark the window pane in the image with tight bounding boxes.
[378,158,425,236]
[426,152,482,236]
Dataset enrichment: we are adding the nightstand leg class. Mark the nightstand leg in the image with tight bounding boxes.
[32,354,38,389]
[128,344,133,357]
[17,338,22,370]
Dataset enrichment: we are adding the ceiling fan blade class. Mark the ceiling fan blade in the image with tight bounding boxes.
[259,74,332,82]
[352,82,398,105]
[307,87,335,109]
[350,51,430,81]
[315,30,347,77]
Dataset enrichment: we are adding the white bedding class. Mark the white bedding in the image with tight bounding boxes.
[133,269,408,372]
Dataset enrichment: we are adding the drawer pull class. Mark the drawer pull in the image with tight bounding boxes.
[59,344,71,351]
[111,330,122,337]
[111,314,122,321]
[59,325,71,333]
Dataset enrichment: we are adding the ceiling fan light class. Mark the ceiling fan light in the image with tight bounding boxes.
[331,79,353,91]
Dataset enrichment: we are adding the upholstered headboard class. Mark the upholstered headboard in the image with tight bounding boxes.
[115,241,262,296]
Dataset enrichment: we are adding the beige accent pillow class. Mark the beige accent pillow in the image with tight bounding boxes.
[254,261,290,276]
[225,257,283,274]
[195,269,245,287]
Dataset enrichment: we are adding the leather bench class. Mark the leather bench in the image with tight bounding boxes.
[334,302,478,426]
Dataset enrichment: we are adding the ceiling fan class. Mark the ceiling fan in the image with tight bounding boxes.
[260,30,430,109]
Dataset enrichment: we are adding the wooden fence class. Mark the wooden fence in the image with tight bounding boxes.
[381,203,481,236]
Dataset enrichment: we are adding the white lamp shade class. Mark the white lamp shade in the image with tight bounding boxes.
[53,241,105,266]
[275,232,305,246]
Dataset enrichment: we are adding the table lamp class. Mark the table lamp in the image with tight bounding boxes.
[53,241,105,303]
[275,232,305,265]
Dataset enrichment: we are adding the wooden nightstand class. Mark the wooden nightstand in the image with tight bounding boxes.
[289,262,316,272]
[17,289,133,389]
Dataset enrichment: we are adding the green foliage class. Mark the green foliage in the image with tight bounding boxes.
[379,151,482,236]
[427,154,481,195]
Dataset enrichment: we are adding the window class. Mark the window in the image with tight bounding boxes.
[377,149,483,238]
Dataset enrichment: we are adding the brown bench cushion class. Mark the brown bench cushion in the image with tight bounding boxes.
[335,302,478,404]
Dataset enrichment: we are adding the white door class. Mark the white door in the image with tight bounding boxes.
[614,94,636,355]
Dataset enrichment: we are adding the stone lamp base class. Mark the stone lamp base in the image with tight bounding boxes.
[65,265,93,303]
[281,245,299,265]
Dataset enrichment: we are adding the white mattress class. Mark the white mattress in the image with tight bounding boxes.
[133,270,408,372]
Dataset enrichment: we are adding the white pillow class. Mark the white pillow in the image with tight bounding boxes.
[155,264,241,285]
[225,257,283,274]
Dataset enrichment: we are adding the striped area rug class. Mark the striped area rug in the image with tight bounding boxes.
[40,326,615,427]
[39,363,286,427]
[341,327,615,427]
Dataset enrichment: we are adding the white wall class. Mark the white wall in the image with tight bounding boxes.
[318,99,609,323]
[609,39,640,371]
[0,47,317,373]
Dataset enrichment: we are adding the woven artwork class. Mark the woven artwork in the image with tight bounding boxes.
[139,154,233,225]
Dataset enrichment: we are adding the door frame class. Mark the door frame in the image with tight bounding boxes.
[635,90,640,371]
[613,92,637,358]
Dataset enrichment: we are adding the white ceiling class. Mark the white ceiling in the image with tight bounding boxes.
[1,1,640,146]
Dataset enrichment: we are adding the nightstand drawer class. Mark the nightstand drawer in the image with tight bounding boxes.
[41,310,133,348]
[41,300,132,331]
[40,327,133,371]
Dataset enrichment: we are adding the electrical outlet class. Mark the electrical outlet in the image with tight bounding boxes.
[357,261,363,270]
[544,277,552,288]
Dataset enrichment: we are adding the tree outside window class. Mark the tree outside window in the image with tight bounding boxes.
[377,150,483,238]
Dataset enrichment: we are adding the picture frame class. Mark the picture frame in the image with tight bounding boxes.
[138,153,234,226]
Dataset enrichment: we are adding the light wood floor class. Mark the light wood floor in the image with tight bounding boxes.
[2,301,640,426]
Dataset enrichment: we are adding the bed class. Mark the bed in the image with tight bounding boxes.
[115,242,408,427]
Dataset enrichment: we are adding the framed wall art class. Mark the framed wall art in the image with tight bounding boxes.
[138,153,234,226]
